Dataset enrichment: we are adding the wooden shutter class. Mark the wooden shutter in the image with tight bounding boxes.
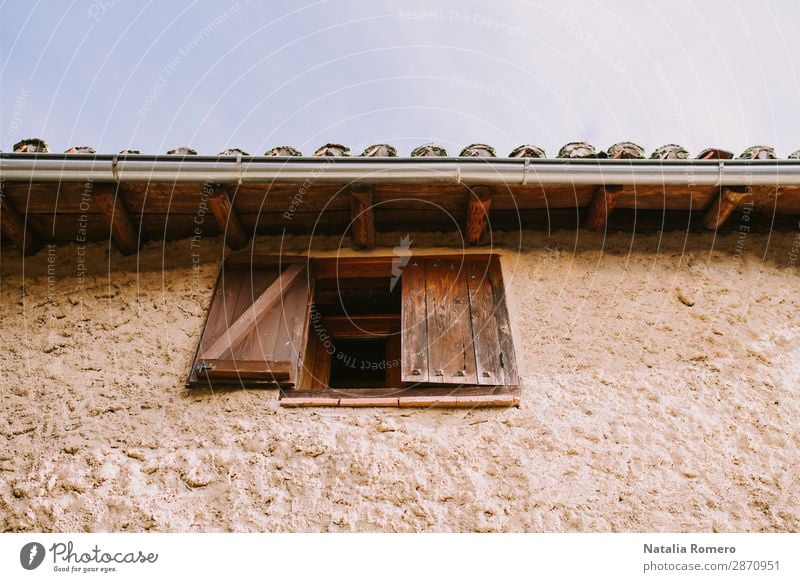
[187,261,312,387]
[400,255,516,386]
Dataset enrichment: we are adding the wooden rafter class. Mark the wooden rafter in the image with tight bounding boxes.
[92,183,139,255]
[703,186,752,230]
[200,264,305,360]
[208,185,249,250]
[584,185,624,231]
[465,185,492,244]
[0,186,42,256]
[350,185,375,248]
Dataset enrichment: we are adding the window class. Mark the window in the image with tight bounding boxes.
[187,254,518,407]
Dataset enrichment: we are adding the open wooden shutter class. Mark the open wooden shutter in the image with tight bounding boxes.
[187,260,312,387]
[400,255,517,386]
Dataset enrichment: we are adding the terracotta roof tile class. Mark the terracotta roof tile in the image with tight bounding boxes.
[607,142,645,159]
[509,145,546,158]
[13,138,49,153]
[166,146,197,155]
[650,144,689,160]
[265,146,301,156]
[314,143,349,157]
[7,138,800,159]
[696,148,734,160]
[558,142,597,158]
[410,144,448,157]
[361,144,397,157]
[460,143,496,157]
[738,145,776,159]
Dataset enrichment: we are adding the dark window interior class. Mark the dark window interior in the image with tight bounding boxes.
[311,276,401,389]
[327,338,389,388]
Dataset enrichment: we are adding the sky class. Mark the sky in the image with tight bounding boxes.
[1,0,799,157]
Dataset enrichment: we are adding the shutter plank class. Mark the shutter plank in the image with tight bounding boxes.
[466,259,505,385]
[401,258,429,383]
[270,274,312,385]
[198,270,248,356]
[489,256,518,384]
[425,258,477,384]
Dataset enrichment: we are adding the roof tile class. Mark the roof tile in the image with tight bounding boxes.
[167,147,197,155]
[460,143,496,157]
[509,145,546,158]
[314,143,349,157]
[361,144,397,157]
[7,137,800,159]
[410,144,447,157]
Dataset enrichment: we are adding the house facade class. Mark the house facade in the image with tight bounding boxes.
[1,141,798,531]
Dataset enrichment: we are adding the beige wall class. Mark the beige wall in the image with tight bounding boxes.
[1,229,798,532]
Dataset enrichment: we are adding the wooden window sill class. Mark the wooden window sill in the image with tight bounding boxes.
[279,387,520,408]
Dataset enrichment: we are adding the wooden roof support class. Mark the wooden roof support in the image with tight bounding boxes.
[0,186,42,256]
[703,186,751,230]
[350,185,375,248]
[584,185,623,231]
[208,185,249,250]
[465,185,492,244]
[92,184,140,255]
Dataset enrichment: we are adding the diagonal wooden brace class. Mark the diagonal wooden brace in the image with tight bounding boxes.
[584,185,624,231]
[465,185,492,244]
[92,183,140,255]
[703,186,752,230]
[350,185,375,248]
[208,185,249,250]
[0,188,42,256]
[200,264,305,360]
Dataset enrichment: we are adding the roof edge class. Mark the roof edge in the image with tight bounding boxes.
[2,154,800,187]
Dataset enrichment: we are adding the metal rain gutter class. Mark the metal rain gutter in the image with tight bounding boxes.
[2,154,800,187]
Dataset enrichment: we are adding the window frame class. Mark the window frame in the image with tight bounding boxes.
[187,253,519,408]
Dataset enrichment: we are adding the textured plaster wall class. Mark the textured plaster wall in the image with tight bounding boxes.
[1,229,798,532]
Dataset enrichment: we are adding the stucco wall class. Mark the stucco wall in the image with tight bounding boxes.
[1,229,798,532]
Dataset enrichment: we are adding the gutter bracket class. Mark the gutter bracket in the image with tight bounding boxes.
[521,158,530,186]
[455,163,462,185]
[715,160,724,187]
[111,154,119,183]
[235,152,243,186]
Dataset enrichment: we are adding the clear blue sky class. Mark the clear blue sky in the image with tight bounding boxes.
[2,0,799,156]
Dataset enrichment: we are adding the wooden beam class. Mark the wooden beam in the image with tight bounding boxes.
[321,314,400,337]
[92,184,139,255]
[584,185,624,231]
[200,264,305,360]
[0,186,42,256]
[350,185,375,248]
[208,185,249,250]
[465,185,492,244]
[703,187,751,230]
